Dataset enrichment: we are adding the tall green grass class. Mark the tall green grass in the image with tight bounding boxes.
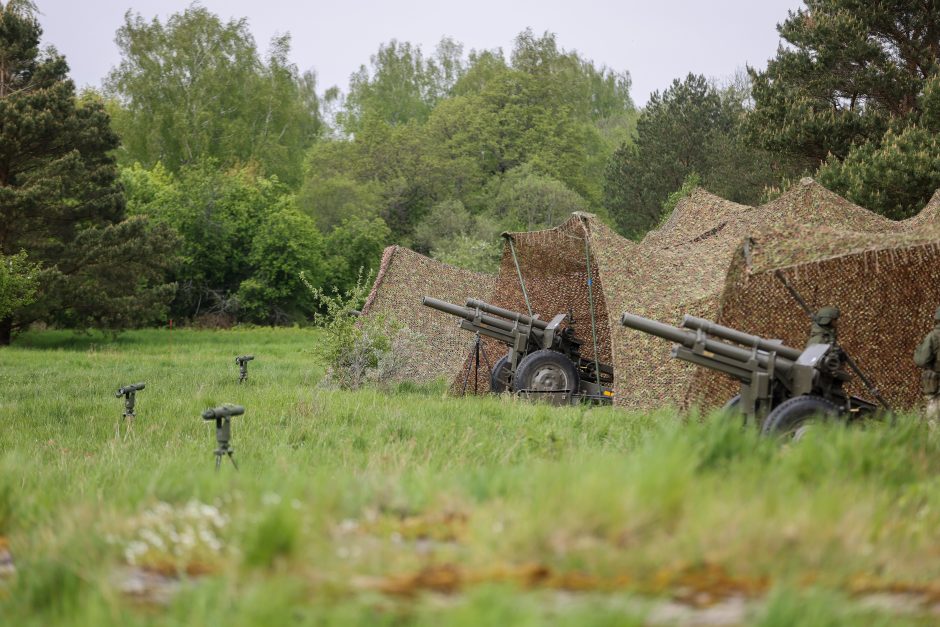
[1,328,937,625]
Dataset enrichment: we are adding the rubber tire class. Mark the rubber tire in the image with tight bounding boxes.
[723,394,742,413]
[490,354,512,393]
[512,349,580,395]
[760,395,840,438]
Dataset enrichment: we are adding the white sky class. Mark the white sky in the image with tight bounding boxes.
[35,0,802,106]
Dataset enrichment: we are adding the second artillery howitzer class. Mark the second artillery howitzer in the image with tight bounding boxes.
[620,312,881,435]
[422,296,614,404]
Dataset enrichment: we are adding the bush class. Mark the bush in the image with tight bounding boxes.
[302,270,411,389]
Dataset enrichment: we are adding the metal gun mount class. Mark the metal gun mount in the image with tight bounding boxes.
[620,312,878,435]
[115,383,146,419]
[202,404,244,470]
[235,355,254,383]
[423,296,614,405]
[114,382,146,440]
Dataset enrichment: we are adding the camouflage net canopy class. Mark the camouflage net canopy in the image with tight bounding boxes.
[695,184,940,410]
[464,213,615,394]
[361,246,497,384]
[363,178,940,410]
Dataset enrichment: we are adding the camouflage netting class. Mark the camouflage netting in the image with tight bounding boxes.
[361,246,497,384]
[363,179,940,411]
[457,213,614,394]
[631,178,940,411]
[693,188,940,411]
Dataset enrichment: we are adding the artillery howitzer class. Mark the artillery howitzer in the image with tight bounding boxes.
[422,296,614,404]
[620,312,882,435]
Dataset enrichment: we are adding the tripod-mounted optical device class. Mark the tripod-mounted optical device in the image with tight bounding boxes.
[202,404,244,471]
[115,383,145,439]
[235,355,254,383]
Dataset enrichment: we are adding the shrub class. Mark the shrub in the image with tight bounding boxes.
[302,269,411,388]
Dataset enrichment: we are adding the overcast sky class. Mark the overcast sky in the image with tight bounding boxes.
[35,0,802,106]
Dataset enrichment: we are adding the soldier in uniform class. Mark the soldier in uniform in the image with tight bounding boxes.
[914,307,940,424]
[807,306,839,348]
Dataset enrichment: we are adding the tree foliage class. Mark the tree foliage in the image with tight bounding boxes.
[0,250,39,321]
[300,29,635,256]
[123,162,324,323]
[106,6,320,187]
[605,74,795,238]
[748,0,940,217]
[237,205,326,324]
[0,1,178,343]
[340,38,464,133]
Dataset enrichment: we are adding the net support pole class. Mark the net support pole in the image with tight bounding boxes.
[582,223,602,385]
[506,235,533,318]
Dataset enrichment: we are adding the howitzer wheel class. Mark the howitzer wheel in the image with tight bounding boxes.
[760,395,840,439]
[723,395,742,413]
[512,349,579,403]
[490,354,512,393]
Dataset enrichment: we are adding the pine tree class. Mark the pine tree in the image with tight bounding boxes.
[0,1,178,344]
[748,0,940,216]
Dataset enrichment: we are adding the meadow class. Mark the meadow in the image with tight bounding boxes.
[2,328,940,625]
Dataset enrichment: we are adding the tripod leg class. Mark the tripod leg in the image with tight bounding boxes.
[227,451,239,471]
[478,339,494,373]
[215,453,222,471]
[460,346,473,396]
[474,335,481,394]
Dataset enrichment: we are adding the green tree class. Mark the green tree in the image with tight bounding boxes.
[424,68,593,201]
[237,205,326,324]
[324,217,392,294]
[0,251,39,321]
[412,199,472,253]
[0,1,178,344]
[123,162,291,320]
[304,112,440,237]
[340,38,465,133]
[485,164,588,231]
[107,6,320,187]
[301,29,636,252]
[510,29,633,123]
[431,234,501,274]
[605,74,791,238]
[748,0,940,216]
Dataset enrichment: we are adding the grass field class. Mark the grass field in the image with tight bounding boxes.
[2,328,940,625]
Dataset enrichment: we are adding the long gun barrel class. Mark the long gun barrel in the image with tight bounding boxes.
[681,315,803,361]
[620,312,796,377]
[422,296,548,346]
[465,298,548,330]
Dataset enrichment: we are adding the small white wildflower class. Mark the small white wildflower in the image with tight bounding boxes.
[291,499,302,510]
[338,519,359,533]
[262,493,282,506]
[140,529,166,552]
[180,530,196,549]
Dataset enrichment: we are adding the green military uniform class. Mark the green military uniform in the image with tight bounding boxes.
[807,306,839,348]
[914,307,940,424]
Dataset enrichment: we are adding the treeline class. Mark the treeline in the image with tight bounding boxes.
[3,0,940,341]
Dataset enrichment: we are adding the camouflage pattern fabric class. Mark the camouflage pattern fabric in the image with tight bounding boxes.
[361,246,497,385]
[363,179,940,411]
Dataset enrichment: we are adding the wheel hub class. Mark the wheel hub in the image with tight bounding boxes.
[529,364,570,391]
